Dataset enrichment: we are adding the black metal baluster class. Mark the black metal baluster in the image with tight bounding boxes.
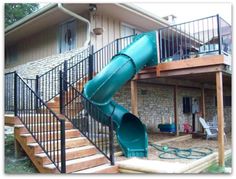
[216,14,222,54]
[109,117,114,165]
[14,72,17,116]
[159,30,163,61]
[172,27,174,57]
[207,18,210,51]
[59,110,66,172]
[192,21,196,51]
[188,22,191,58]
[168,28,170,58]
[212,17,215,51]
[184,24,187,59]
[180,25,182,59]
[163,30,166,59]
[202,19,205,51]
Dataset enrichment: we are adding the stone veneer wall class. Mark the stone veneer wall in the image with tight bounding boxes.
[4,46,89,79]
[113,82,231,133]
[205,88,232,133]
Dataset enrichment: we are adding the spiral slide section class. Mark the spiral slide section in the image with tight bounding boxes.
[83,32,158,157]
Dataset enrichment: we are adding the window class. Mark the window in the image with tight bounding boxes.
[183,97,192,113]
[121,24,143,37]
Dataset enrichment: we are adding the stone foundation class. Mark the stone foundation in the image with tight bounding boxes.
[114,82,231,134]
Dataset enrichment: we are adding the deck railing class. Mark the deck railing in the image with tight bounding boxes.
[35,48,90,103]
[4,35,136,114]
[5,72,15,113]
[60,76,114,165]
[58,35,136,165]
[158,15,231,63]
[24,35,135,104]
[219,17,232,55]
[14,72,66,173]
[65,35,136,91]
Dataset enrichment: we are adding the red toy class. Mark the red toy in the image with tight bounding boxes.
[183,122,192,134]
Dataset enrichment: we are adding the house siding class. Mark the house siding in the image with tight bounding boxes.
[6,25,57,69]
[114,82,232,134]
[90,13,121,51]
[5,12,123,77]
[5,19,88,70]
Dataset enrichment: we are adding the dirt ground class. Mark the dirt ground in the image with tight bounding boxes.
[5,133,38,174]
[116,133,232,164]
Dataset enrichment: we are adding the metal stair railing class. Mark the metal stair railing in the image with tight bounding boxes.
[14,72,66,173]
[60,76,114,165]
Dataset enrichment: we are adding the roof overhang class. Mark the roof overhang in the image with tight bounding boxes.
[5,3,170,46]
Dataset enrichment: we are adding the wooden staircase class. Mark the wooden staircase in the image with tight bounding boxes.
[5,73,118,173]
[13,118,118,173]
[45,79,86,114]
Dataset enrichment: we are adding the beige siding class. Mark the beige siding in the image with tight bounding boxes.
[91,13,121,51]
[76,20,87,48]
[5,11,121,69]
[5,25,58,68]
[5,18,88,69]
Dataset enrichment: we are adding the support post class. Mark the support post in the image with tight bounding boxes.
[216,71,224,167]
[174,85,179,136]
[200,86,206,132]
[216,14,222,55]
[131,80,138,116]
[109,117,115,165]
[35,75,39,111]
[60,118,66,173]
[116,39,119,54]
[88,45,94,80]
[63,61,68,91]
[14,138,24,158]
[14,72,17,116]
[59,71,65,115]
[155,31,161,64]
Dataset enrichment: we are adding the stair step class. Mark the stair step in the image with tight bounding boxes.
[27,137,89,154]
[35,145,97,164]
[44,154,108,173]
[15,122,73,133]
[46,102,59,108]
[38,107,60,114]
[20,129,80,142]
[74,164,118,173]
[13,114,60,123]
[5,115,21,126]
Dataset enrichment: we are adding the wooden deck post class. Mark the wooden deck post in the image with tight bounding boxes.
[200,87,206,132]
[131,80,138,116]
[174,85,179,136]
[14,139,24,158]
[216,71,225,167]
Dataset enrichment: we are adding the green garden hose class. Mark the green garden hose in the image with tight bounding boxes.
[149,143,213,160]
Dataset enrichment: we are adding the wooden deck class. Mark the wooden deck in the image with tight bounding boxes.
[117,149,231,173]
[135,55,231,81]
[132,54,231,167]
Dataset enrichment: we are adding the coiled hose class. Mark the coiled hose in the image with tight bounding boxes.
[149,143,213,160]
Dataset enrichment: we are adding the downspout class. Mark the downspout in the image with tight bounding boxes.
[58,3,91,46]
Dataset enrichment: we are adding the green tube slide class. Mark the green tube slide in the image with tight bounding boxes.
[83,31,158,157]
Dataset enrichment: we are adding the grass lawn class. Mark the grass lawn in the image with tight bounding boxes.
[5,134,38,174]
[203,156,232,174]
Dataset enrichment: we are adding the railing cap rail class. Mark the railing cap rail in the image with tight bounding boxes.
[158,14,218,31]
[15,72,61,121]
